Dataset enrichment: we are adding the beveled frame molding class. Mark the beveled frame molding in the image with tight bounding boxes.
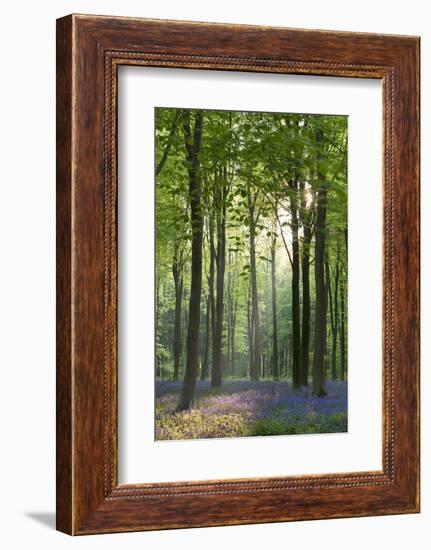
[56,14,420,535]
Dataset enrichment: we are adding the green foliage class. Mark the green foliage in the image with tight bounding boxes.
[250,412,347,436]
[155,107,348,384]
[250,418,287,436]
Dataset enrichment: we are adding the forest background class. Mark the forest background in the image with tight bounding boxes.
[155,107,348,439]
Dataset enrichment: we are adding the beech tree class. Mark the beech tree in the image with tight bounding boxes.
[178,110,204,410]
[155,108,347,403]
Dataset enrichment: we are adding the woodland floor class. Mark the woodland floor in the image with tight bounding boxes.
[155,380,347,441]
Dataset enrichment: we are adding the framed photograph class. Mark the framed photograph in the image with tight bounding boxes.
[56,14,420,535]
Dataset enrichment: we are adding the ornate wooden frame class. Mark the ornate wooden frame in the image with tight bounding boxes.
[56,14,420,535]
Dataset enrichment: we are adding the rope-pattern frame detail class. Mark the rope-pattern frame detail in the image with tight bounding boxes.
[103,50,395,499]
[383,69,395,481]
[103,53,110,496]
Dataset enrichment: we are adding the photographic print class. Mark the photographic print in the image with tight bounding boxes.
[56,16,420,533]
[155,107,348,441]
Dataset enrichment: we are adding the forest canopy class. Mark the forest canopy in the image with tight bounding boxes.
[154,107,348,438]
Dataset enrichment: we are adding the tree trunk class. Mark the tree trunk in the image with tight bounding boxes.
[340,274,346,381]
[300,211,312,386]
[247,188,261,381]
[312,128,328,397]
[155,274,161,378]
[211,172,227,388]
[265,261,270,379]
[181,286,188,368]
[179,111,204,410]
[290,185,301,388]
[325,256,333,378]
[172,253,183,381]
[329,251,340,381]
[247,281,253,378]
[207,213,216,378]
[201,295,210,380]
[231,297,237,377]
[286,334,292,377]
[226,251,232,376]
[271,235,279,380]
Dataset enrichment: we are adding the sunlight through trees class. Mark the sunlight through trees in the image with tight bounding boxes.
[155,107,348,432]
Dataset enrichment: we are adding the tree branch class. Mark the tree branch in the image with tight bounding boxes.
[156,110,181,176]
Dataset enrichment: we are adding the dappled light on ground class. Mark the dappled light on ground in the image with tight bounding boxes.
[155,380,347,440]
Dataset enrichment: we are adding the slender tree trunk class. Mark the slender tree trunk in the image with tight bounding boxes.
[300,213,312,386]
[326,258,333,376]
[329,251,340,381]
[326,256,334,378]
[290,186,301,388]
[179,111,204,410]
[201,295,210,380]
[265,262,270,379]
[211,174,226,388]
[155,274,161,377]
[247,283,253,378]
[227,262,237,377]
[340,274,346,381]
[208,214,216,377]
[271,235,279,380]
[226,251,232,376]
[248,188,261,381]
[181,285,188,368]
[231,298,237,377]
[312,128,328,397]
[286,342,289,377]
[172,256,183,381]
